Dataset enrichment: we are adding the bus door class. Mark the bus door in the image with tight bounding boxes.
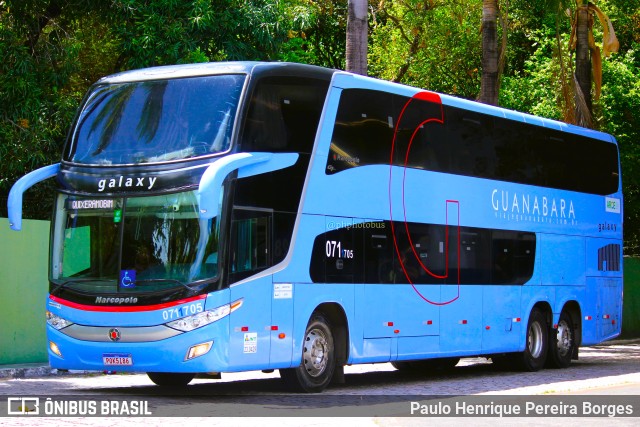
[227,207,273,369]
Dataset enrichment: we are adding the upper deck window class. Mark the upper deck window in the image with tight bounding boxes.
[328,88,620,195]
[66,74,245,165]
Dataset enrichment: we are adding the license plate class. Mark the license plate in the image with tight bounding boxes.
[102,353,133,366]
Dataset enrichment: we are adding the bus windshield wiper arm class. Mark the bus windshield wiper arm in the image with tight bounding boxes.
[51,279,112,296]
[134,278,205,292]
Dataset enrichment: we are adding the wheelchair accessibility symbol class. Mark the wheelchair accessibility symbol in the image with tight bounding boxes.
[119,270,136,288]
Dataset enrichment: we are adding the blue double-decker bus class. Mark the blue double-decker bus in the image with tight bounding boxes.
[8,62,623,392]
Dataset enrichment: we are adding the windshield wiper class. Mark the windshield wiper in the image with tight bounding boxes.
[51,279,113,296]
[50,277,212,296]
[134,278,207,292]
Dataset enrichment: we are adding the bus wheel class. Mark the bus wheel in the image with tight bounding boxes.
[520,308,549,371]
[147,372,195,387]
[547,311,575,369]
[280,313,336,393]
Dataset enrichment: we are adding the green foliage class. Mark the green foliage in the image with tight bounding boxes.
[0,1,85,216]
[278,0,347,69]
[500,31,566,119]
[369,1,482,99]
[111,0,288,68]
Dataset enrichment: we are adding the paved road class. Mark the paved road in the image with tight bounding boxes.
[1,341,639,426]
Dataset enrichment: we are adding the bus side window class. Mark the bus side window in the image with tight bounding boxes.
[228,209,272,281]
[241,76,329,154]
[364,228,395,284]
[242,89,288,151]
[328,89,395,174]
[491,230,536,285]
[309,221,362,284]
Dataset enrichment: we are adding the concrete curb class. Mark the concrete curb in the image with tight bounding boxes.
[0,363,93,379]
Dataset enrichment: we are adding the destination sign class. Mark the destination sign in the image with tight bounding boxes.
[66,199,115,210]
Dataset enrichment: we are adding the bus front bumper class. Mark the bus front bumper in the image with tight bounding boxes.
[46,323,228,373]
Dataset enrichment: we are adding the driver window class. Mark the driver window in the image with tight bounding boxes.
[228,208,272,282]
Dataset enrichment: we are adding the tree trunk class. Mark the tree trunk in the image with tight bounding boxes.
[479,0,499,105]
[575,5,592,127]
[346,0,368,76]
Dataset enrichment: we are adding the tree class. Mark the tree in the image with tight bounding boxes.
[0,1,102,217]
[279,0,348,69]
[479,0,500,105]
[110,0,288,69]
[346,0,368,75]
[574,3,593,126]
[369,1,483,99]
[571,0,620,127]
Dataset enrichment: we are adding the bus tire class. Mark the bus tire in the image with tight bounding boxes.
[147,372,195,387]
[519,308,549,371]
[280,313,336,393]
[547,310,575,369]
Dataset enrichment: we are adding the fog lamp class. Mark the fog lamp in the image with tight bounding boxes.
[186,341,213,361]
[49,341,63,358]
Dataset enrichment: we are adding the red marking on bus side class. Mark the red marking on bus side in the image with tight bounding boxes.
[388,91,460,306]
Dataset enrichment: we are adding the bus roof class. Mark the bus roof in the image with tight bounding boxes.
[97,61,337,84]
[98,61,615,144]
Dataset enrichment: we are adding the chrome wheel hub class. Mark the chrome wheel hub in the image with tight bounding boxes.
[528,321,544,358]
[556,319,572,357]
[303,328,329,377]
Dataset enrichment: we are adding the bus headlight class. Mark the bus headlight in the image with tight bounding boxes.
[166,299,242,332]
[46,311,74,330]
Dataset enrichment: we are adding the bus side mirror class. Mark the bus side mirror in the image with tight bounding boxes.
[7,163,60,231]
[198,152,298,219]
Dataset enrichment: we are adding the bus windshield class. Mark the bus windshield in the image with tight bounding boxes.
[67,74,245,165]
[51,191,221,295]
